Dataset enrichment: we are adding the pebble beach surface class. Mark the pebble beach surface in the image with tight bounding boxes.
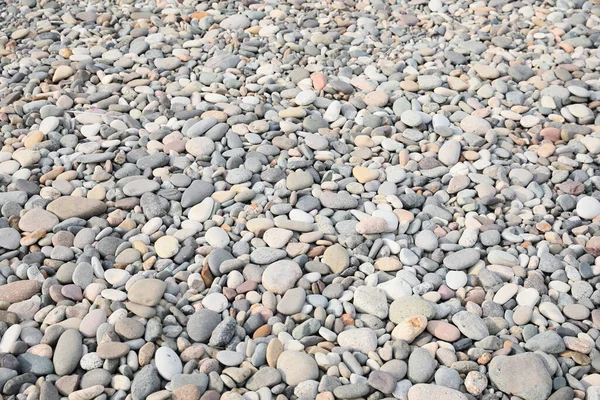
[0,0,599,399]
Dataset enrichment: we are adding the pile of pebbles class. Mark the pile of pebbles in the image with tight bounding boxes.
[0,0,599,398]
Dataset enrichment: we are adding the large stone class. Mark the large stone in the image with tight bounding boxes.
[353,286,388,319]
[187,310,221,343]
[408,384,468,400]
[322,244,349,274]
[47,197,107,220]
[443,248,480,270]
[53,330,83,375]
[18,209,59,232]
[389,297,436,324]
[128,279,166,306]
[452,311,489,340]
[0,280,41,303]
[488,353,552,400]
[131,365,161,400]
[337,328,377,353]
[276,351,319,385]
[262,260,302,295]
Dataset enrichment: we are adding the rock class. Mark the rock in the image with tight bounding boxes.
[18,209,59,232]
[262,260,302,294]
[286,170,314,191]
[53,66,74,82]
[488,353,552,400]
[443,249,480,270]
[408,384,468,400]
[577,196,600,220]
[277,351,319,385]
[155,236,180,258]
[46,197,107,220]
[0,280,41,303]
[0,228,20,250]
[155,347,183,380]
[187,310,222,343]
[426,320,460,342]
[524,331,565,354]
[322,244,349,273]
[337,328,377,353]
[408,348,436,383]
[452,311,489,340]
[53,330,83,375]
[353,286,388,319]
[128,279,166,306]
[131,365,161,400]
[389,297,436,324]
[438,141,461,166]
[392,315,427,343]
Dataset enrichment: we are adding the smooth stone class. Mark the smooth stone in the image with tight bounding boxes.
[488,353,552,400]
[577,196,600,220]
[187,310,221,343]
[276,351,319,385]
[46,197,107,220]
[443,249,480,270]
[155,347,183,380]
[408,384,468,400]
[128,279,166,306]
[262,260,302,294]
[452,311,489,340]
[389,297,436,324]
[337,328,377,353]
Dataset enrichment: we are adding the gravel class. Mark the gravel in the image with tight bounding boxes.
[0,0,599,398]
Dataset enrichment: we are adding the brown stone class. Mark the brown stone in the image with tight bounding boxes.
[172,384,201,400]
[311,73,327,91]
[138,342,155,366]
[96,342,129,359]
[427,320,461,342]
[253,324,272,339]
[127,279,166,306]
[266,338,283,367]
[55,375,79,396]
[46,196,107,220]
[180,345,205,362]
[0,310,19,325]
[586,236,600,255]
[540,127,560,142]
[199,390,221,400]
[0,280,41,303]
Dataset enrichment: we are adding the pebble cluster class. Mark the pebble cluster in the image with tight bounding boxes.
[0,0,599,399]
